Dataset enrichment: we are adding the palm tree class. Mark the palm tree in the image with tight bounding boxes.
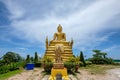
[101,52,107,58]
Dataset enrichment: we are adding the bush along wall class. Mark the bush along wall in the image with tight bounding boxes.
[43,62,53,73]
[34,62,41,67]
[0,62,25,74]
[64,62,76,73]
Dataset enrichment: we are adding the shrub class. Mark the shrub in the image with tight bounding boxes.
[79,61,84,66]
[64,62,76,72]
[89,49,114,64]
[89,57,114,64]
[0,60,5,66]
[0,62,25,74]
[68,57,84,67]
[85,61,92,65]
[42,56,52,63]
[34,62,41,67]
[43,62,53,73]
[0,65,9,74]
[105,58,114,64]
[68,57,76,62]
[9,63,17,71]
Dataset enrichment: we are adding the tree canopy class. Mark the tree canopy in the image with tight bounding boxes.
[3,52,22,64]
[90,50,113,64]
[80,51,86,66]
[34,52,39,63]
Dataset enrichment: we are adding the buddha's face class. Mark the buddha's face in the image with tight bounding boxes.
[57,26,62,32]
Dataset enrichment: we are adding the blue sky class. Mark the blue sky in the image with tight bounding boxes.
[0,0,120,59]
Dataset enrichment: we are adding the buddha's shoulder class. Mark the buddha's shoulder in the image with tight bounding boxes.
[61,33,66,35]
[54,32,65,35]
[63,33,66,35]
[54,33,57,35]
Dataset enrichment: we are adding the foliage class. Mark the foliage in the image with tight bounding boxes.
[0,60,6,66]
[80,51,86,66]
[3,52,22,64]
[34,62,41,67]
[43,62,53,73]
[34,52,39,63]
[64,62,76,72]
[75,57,81,64]
[0,62,25,74]
[26,55,30,63]
[30,57,34,63]
[68,56,85,67]
[68,57,76,62]
[68,56,83,67]
[0,52,25,75]
[42,56,52,62]
[89,50,113,64]
[66,57,84,73]
[85,61,92,65]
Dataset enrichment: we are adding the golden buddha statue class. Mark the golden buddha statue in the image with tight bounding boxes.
[44,24,73,62]
[47,25,70,80]
[51,24,66,41]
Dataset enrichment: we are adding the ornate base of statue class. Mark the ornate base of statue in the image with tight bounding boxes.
[53,63,64,69]
[49,68,68,80]
[52,44,65,69]
[49,44,69,80]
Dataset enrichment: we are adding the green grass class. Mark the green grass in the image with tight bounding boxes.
[80,64,120,74]
[0,70,23,80]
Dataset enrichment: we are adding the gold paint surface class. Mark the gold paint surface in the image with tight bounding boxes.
[44,24,74,62]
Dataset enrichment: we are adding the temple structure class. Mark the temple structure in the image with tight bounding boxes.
[44,24,73,62]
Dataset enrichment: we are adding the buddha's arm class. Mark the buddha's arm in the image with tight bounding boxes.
[63,33,66,41]
[53,33,57,40]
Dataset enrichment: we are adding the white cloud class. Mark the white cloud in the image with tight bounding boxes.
[18,47,28,50]
[103,45,120,59]
[2,0,120,57]
[2,0,25,20]
[103,45,119,52]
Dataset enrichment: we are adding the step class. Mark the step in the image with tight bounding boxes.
[46,49,72,52]
[49,41,70,46]
[45,51,73,54]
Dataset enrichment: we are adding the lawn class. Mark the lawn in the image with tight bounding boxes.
[0,70,23,80]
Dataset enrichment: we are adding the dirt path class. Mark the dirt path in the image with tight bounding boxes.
[76,68,120,80]
[6,68,120,80]
[6,68,44,80]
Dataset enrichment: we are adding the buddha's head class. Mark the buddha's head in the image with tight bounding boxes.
[57,24,62,32]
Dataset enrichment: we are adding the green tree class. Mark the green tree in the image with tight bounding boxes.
[80,51,86,66]
[0,60,5,66]
[31,57,34,63]
[26,55,30,63]
[3,52,22,64]
[90,49,113,64]
[34,52,38,63]
[93,50,107,59]
[102,52,107,58]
